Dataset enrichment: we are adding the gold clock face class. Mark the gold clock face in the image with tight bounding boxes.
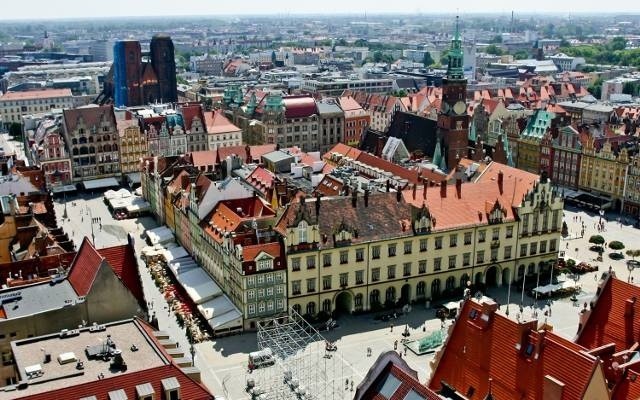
[454,101,466,115]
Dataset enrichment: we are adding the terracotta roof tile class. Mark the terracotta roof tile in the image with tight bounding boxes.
[97,243,146,306]
[67,237,104,296]
[204,109,241,135]
[0,88,71,101]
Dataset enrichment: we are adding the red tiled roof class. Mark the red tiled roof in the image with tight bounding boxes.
[204,109,240,135]
[403,162,539,231]
[283,95,318,118]
[249,144,277,161]
[429,298,602,400]
[180,104,205,132]
[67,237,104,296]
[97,243,146,306]
[576,275,640,352]
[189,150,217,167]
[338,96,365,112]
[0,88,72,101]
[201,197,275,244]
[242,242,281,261]
[63,105,116,134]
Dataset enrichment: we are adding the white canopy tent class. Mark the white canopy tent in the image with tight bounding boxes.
[82,177,119,190]
[146,226,174,245]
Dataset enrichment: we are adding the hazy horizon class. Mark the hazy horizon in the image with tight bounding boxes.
[1,0,639,21]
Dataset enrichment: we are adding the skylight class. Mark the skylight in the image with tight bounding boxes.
[378,373,402,399]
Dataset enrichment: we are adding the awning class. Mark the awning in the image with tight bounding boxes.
[51,184,77,193]
[146,226,174,245]
[208,308,243,331]
[82,177,119,190]
[127,172,141,185]
[126,202,150,213]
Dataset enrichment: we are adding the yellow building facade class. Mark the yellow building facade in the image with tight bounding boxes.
[275,163,563,316]
[579,137,629,202]
[117,119,149,175]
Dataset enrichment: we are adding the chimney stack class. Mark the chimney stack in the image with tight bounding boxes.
[412,184,417,200]
[440,180,447,198]
[386,179,391,192]
[364,189,369,207]
[351,189,357,208]
[423,178,427,200]
[396,187,402,203]
[498,170,504,194]
[455,178,462,198]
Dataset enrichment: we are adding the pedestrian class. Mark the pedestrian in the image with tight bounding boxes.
[390,323,393,332]
[394,340,398,350]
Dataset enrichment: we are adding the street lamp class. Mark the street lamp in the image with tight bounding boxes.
[53,170,68,219]
[570,273,580,303]
[86,205,96,245]
[627,261,639,283]
[190,343,196,367]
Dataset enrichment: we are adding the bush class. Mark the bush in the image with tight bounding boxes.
[589,235,605,245]
[609,241,625,251]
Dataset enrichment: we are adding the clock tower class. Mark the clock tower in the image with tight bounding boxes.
[437,16,469,171]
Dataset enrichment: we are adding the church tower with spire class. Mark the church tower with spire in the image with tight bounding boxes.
[437,16,470,171]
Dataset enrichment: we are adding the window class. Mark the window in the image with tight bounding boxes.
[277,299,284,310]
[491,248,498,261]
[419,239,427,252]
[323,254,332,267]
[248,290,255,300]
[292,280,301,295]
[257,275,264,285]
[504,246,512,259]
[292,257,301,271]
[267,287,274,296]
[277,285,284,294]
[258,302,266,313]
[506,226,514,238]
[356,270,364,284]
[520,244,527,257]
[340,273,348,286]
[435,237,443,249]
[387,265,396,279]
[530,242,537,255]
[477,250,485,264]
[388,244,397,257]
[248,304,256,314]
[307,278,316,293]
[419,260,427,274]
[492,228,500,241]
[540,241,547,253]
[267,301,274,311]
[372,246,381,259]
[307,256,316,269]
[248,276,256,286]
[449,234,457,247]
[298,221,308,243]
[257,258,273,271]
[550,239,557,252]
[404,241,412,254]
[464,232,472,245]
[532,213,539,233]
[372,268,380,282]
[463,253,470,266]
[356,248,364,262]
[522,215,529,234]
[323,276,332,290]
[258,289,265,298]
[403,263,412,277]
[340,251,348,264]
[434,257,442,271]
[478,230,486,243]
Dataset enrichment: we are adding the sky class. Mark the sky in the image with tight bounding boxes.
[1,0,639,20]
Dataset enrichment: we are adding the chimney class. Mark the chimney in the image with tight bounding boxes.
[625,297,636,319]
[423,178,427,199]
[412,184,416,200]
[315,193,321,216]
[498,170,504,194]
[396,188,402,203]
[351,190,357,208]
[455,178,462,198]
[386,179,391,192]
[364,189,369,207]
[440,180,447,198]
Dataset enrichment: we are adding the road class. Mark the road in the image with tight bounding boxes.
[53,193,640,399]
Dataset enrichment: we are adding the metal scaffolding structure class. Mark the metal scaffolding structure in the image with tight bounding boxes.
[248,308,355,400]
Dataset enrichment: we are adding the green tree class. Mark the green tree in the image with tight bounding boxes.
[609,36,627,51]
[589,235,605,245]
[439,50,449,66]
[559,38,571,48]
[623,81,640,96]
[485,44,503,56]
[609,241,625,251]
[8,123,22,139]
[626,250,640,260]
[490,35,503,44]
[513,50,530,60]
[422,52,434,67]
[588,78,603,99]
[580,65,596,73]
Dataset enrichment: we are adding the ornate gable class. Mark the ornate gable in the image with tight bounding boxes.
[413,203,434,234]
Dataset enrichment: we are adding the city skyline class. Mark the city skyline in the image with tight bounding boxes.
[1,0,639,20]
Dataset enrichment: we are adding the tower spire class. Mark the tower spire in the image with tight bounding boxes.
[447,15,464,80]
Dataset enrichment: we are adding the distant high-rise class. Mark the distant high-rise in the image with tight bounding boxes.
[150,34,177,103]
[109,35,176,107]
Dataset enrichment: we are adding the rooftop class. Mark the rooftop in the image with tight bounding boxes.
[0,88,72,101]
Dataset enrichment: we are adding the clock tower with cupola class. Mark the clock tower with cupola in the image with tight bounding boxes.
[437,16,470,171]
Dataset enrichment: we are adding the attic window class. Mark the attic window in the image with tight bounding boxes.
[469,309,478,320]
[525,343,535,357]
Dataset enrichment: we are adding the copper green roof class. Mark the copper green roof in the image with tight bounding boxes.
[521,109,555,139]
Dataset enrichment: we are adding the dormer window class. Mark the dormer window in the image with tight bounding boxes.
[298,221,308,243]
[256,257,273,272]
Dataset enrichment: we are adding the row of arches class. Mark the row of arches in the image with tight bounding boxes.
[71,134,112,145]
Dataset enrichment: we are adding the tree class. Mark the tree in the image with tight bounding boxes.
[422,52,434,67]
[513,50,530,60]
[490,35,503,44]
[609,241,625,251]
[561,221,569,238]
[626,250,640,260]
[559,38,571,48]
[589,235,605,245]
[588,78,603,99]
[9,123,22,139]
[609,36,627,51]
[439,51,449,66]
[485,45,503,56]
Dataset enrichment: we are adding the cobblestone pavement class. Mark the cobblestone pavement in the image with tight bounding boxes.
[53,195,640,399]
